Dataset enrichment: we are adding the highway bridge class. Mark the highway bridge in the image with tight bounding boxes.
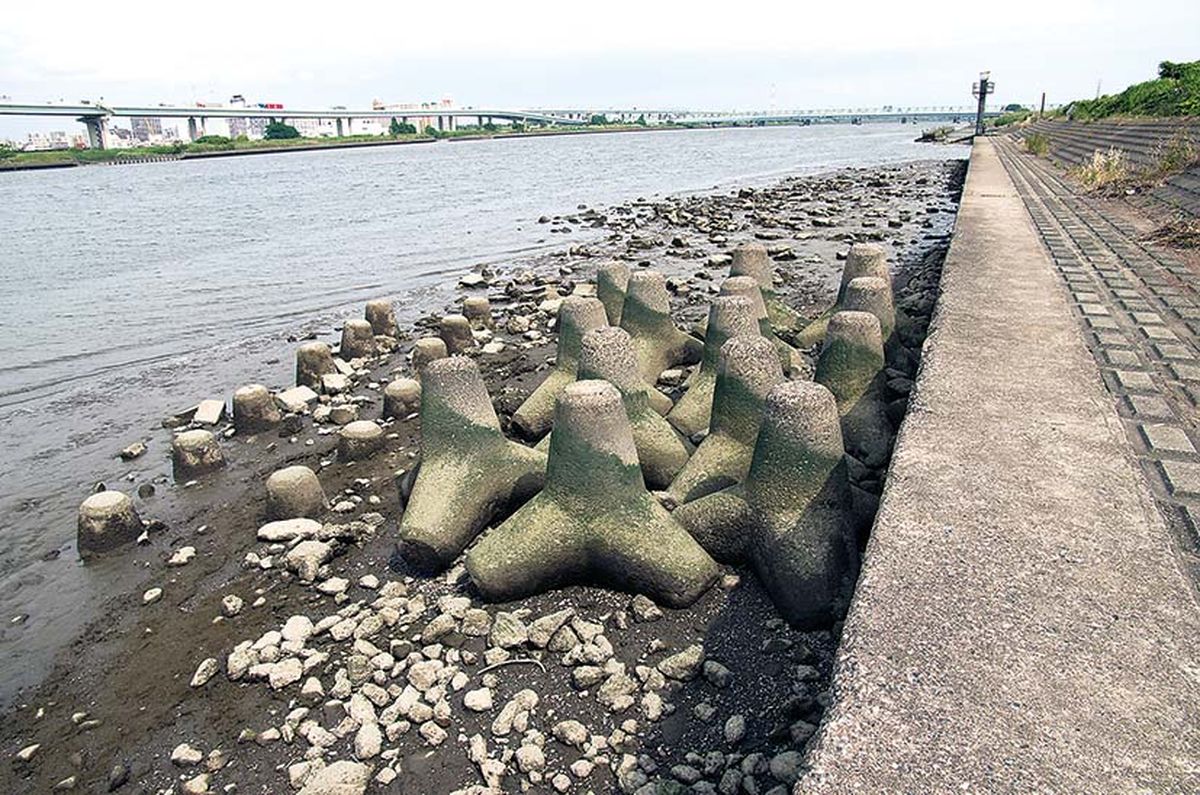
[0,100,999,149]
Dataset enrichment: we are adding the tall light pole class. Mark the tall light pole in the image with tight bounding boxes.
[972,71,993,137]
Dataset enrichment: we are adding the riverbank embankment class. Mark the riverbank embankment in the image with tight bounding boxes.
[800,137,1200,794]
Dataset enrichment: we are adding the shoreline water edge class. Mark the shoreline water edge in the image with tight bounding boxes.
[1,153,966,794]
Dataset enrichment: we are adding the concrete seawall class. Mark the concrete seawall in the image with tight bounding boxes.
[798,138,1200,792]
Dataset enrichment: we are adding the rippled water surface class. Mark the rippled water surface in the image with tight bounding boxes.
[0,123,964,703]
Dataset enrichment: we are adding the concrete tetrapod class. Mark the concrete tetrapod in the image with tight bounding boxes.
[666,295,761,439]
[231,384,282,434]
[411,337,448,375]
[77,490,143,557]
[172,430,226,481]
[719,276,806,376]
[296,342,336,390]
[729,242,803,334]
[796,242,892,348]
[466,380,719,607]
[619,271,703,385]
[673,381,858,628]
[577,327,693,489]
[462,296,494,330]
[399,357,546,571]
[814,310,892,468]
[512,296,608,439]
[340,318,377,360]
[440,314,475,355]
[266,465,327,520]
[664,336,784,506]
[382,378,421,420]
[365,299,399,337]
[596,261,631,326]
[841,275,913,370]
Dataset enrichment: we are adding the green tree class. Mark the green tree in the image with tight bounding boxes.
[264,122,301,140]
[0,143,15,160]
[389,117,403,137]
[424,125,443,138]
[1002,103,1027,112]
[589,113,609,125]
[635,114,647,126]
[483,122,497,132]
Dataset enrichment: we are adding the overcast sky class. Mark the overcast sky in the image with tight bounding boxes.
[2,0,1196,137]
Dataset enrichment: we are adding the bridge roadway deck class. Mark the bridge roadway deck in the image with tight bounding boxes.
[796,138,1200,793]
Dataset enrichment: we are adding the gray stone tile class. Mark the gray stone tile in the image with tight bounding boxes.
[1170,363,1200,382]
[1142,326,1178,341]
[1114,370,1157,392]
[1160,461,1200,498]
[1104,349,1141,368]
[1140,424,1197,454]
[1127,394,1175,420]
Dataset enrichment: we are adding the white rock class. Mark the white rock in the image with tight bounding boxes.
[354,721,382,760]
[171,743,204,767]
[286,540,333,582]
[168,546,196,566]
[463,688,494,712]
[269,658,304,689]
[297,760,371,795]
[142,587,162,605]
[257,518,321,543]
[190,657,219,688]
[221,595,244,617]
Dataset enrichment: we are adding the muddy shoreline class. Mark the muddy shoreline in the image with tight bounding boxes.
[1,156,965,794]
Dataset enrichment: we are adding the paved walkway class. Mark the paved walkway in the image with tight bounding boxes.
[798,138,1200,794]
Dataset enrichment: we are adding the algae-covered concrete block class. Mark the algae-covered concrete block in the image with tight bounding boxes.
[796,242,893,349]
[619,271,702,384]
[665,335,783,506]
[399,357,546,571]
[467,380,718,607]
[729,242,803,334]
[596,261,631,326]
[232,384,282,433]
[814,310,891,467]
[296,342,336,390]
[577,327,692,489]
[667,295,760,438]
[365,298,399,337]
[719,276,806,375]
[512,296,608,439]
[674,381,858,628]
[340,318,377,360]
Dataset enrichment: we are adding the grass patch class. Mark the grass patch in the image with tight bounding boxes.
[1023,132,1050,156]
[991,109,1032,128]
[1071,147,1131,193]
[1142,130,1199,184]
[1069,60,1200,120]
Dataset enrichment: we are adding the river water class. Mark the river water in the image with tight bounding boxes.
[0,123,965,703]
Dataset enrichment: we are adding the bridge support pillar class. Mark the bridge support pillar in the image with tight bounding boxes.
[336,118,344,137]
[187,117,199,142]
[79,116,109,150]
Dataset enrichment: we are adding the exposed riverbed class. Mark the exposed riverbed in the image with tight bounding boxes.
[0,125,966,709]
[0,132,965,792]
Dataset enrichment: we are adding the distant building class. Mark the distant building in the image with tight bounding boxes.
[130,117,163,142]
